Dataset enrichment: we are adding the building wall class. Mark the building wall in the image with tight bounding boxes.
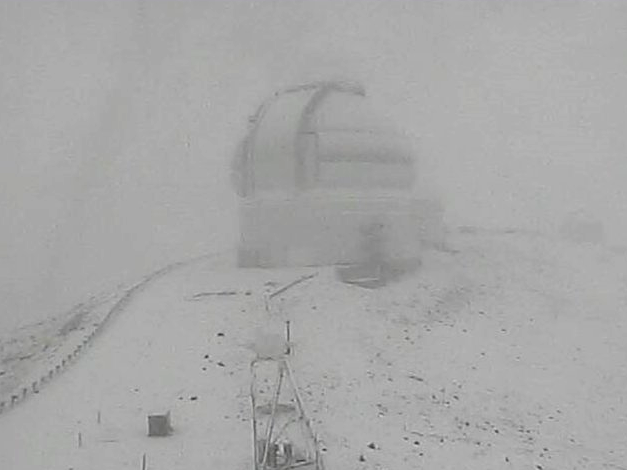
[237,195,443,267]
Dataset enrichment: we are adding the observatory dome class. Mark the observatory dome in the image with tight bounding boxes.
[232,82,415,197]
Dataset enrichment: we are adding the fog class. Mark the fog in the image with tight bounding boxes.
[2,0,626,330]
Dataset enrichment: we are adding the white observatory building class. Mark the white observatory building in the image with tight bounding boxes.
[231,81,442,268]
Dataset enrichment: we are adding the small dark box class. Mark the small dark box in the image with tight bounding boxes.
[148,411,172,437]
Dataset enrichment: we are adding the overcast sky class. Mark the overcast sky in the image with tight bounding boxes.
[1,0,626,329]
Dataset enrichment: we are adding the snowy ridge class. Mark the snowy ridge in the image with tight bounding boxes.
[0,231,626,469]
[0,252,227,418]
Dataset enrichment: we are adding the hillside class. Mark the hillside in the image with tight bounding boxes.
[1,230,626,470]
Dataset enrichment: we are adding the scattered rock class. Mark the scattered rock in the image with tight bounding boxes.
[190,396,198,401]
[217,361,225,367]
[217,332,225,337]
[358,454,366,462]
[367,442,376,449]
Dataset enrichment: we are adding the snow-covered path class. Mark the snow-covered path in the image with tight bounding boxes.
[0,260,309,470]
[1,233,627,470]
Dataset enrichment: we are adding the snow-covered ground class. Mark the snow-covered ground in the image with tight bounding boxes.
[0,286,127,404]
[1,230,626,470]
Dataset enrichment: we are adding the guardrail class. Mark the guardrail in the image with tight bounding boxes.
[0,252,223,417]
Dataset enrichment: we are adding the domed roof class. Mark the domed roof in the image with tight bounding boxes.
[232,81,415,197]
[308,91,399,134]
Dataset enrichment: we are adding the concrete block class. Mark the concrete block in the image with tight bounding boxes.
[148,411,173,437]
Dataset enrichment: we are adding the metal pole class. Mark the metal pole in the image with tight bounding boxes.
[251,361,259,470]
[262,362,284,468]
[284,360,319,452]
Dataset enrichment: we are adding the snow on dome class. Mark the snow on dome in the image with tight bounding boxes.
[308,91,400,135]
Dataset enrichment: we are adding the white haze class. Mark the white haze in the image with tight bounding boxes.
[1,0,626,330]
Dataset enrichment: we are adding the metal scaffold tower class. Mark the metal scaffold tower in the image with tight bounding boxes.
[250,356,324,470]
